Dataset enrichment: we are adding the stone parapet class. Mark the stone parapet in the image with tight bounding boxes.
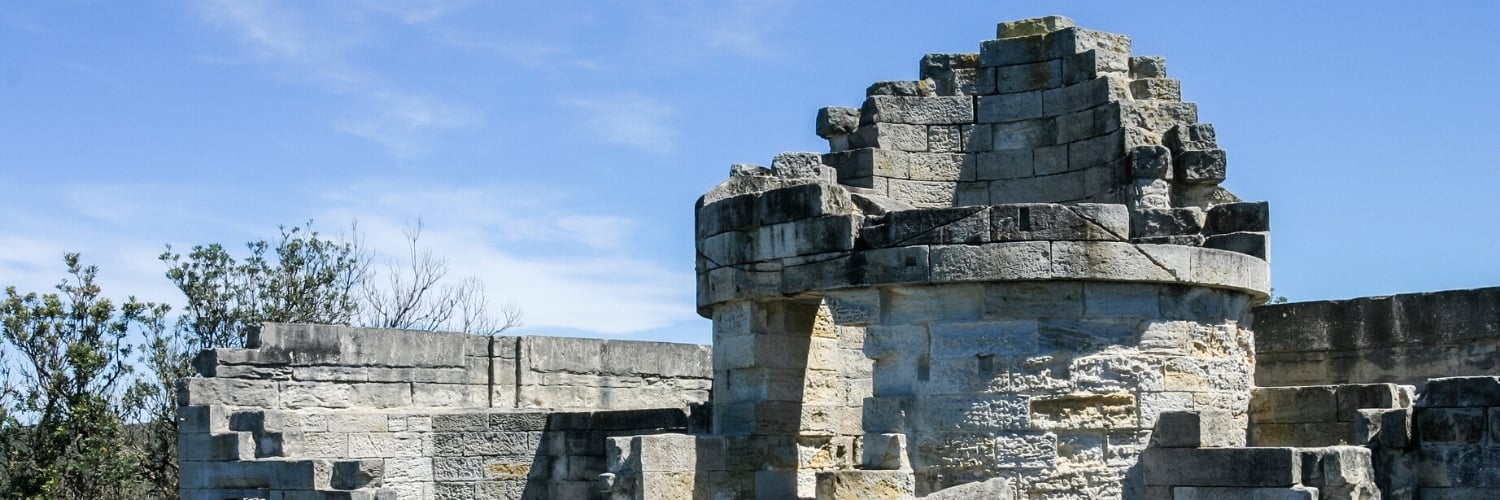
[177,324,712,499]
[1253,287,1500,387]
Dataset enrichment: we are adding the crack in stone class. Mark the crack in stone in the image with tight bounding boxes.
[1130,244,1186,282]
[1067,205,1129,242]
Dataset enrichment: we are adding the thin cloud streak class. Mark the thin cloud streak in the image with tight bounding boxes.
[560,95,677,154]
[198,0,479,156]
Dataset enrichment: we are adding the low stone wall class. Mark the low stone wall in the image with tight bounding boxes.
[177,323,712,499]
[1253,287,1500,387]
[1247,383,1412,447]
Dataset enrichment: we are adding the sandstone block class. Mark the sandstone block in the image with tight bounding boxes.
[1020,144,1062,176]
[862,96,975,125]
[177,378,280,408]
[990,171,1087,204]
[825,147,910,182]
[770,151,835,181]
[1131,207,1206,238]
[1419,407,1487,443]
[975,150,1032,179]
[955,182,989,206]
[1131,78,1182,101]
[757,182,854,226]
[1143,447,1302,487]
[927,477,1013,499]
[980,34,1047,67]
[977,91,1043,123]
[960,124,991,153]
[1205,232,1269,260]
[1357,408,1412,449]
[1061,48,1130,85]
[1118,101,1200,134]
[1419,487,1500,499]
[862,245,932,285]
[1153,410,1245,448]
[928,125,963,152]
[863,206,989,248]
[887,179,957,207]
[178,432,255,462]
[1069,128,1125,168]
[1207,201,1270,233]
[1043,75,1129,116]
[330,459,384,490]
[1298,446,1376,495]
[1047,28,1132,61]
[930,241,1051,282]
[1175,149,1228,184]
[997,16,1076,39]
[817,106,860,138]
[1051,241,1188,282]
[996,59,1063,94]
[990,118,1055,151]
[1131,177,1173,210]
[1166,123,1219,152]
[1252,386,1339,424]
[1172,486,1318,500]
[919,54,993,96]
[1420,377,1500,408]
[867,80,934,97]
[852,122,928,152]
[1130,145,1172,179]
[1131,56,1168,78]
[903,152,968,182]
[179,405,231,434]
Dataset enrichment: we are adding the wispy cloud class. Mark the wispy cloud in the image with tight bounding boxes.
[437,34,607,73]
[560,94,677,154]
[315,181,696,334]
[355,0,470,24]
[634,0,796,61]
[197,0,479,156]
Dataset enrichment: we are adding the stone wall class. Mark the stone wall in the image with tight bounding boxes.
[1253,287,1500,387]
[683,15,1273,499]
[177,323,711,499]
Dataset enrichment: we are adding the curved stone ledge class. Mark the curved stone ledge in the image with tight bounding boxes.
[697,241,1268,313]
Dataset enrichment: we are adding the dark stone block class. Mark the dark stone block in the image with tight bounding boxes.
[1143,447,1301,487]
[1165,123,1218,152]
[1336,384,1402,422]
[1129,145,1172,179]
[1130,207,1205,238]
[1418,407,1487,443]
[1207,201,1270,233]
[1420,377,1500,408]
[861,206,988,248]
[1174,149,1227,184]
[696,193,759,239]
[1204,232,1268,260]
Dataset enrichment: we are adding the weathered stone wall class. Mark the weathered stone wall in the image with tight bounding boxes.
[1253,287,1500,387]
[177,323,711,499]
[678,14,1273,500]
[860,281,1257,497]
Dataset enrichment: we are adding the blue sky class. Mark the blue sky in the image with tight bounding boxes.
[1,1,1496,345]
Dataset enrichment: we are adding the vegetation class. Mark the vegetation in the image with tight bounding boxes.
[0,222,517,498]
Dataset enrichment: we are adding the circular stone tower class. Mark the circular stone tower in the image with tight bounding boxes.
[694,16,1270,499]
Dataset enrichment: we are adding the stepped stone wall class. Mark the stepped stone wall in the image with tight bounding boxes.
[177,323,711,499]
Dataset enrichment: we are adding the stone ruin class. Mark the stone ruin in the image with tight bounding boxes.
[176,16,1500,500]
